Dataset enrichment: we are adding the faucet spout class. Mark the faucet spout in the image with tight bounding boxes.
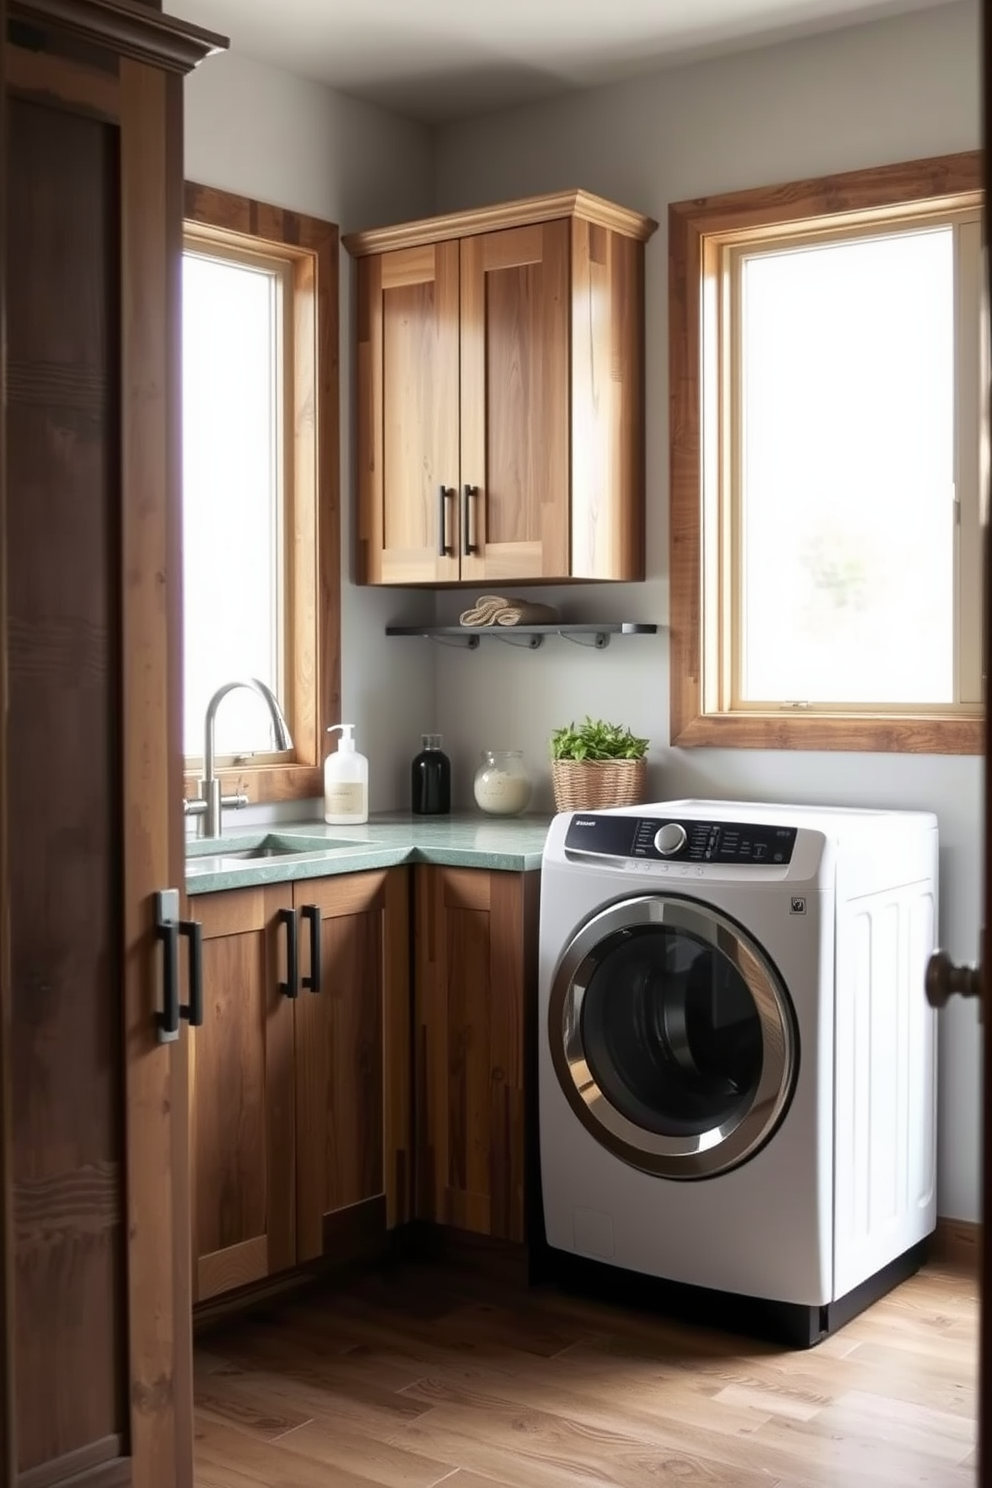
[193,678,294,839]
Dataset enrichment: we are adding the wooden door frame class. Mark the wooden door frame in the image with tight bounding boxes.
[982,12,991,1486]
[0,1,14,1480]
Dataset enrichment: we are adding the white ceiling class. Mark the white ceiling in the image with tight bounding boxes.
[180,0,963,122]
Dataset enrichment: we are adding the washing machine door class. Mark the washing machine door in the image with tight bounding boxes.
[549,894,798,1179]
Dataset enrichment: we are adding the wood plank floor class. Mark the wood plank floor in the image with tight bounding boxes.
[194,1258,978,1487]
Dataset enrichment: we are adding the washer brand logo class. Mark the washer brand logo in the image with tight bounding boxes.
[790,897,807,915]
[573,819,597,827]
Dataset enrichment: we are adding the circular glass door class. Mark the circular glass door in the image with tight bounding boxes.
[548,894,798,1179]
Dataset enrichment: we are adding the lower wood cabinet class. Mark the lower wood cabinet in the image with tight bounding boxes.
[414,865,540,1243]
[189,868,410,1303]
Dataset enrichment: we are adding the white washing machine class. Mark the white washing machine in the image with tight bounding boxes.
[539,799,938,1342]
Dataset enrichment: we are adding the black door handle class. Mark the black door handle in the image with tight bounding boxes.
[181,919,203,1027]
[156,889,203,1041]
[438,484,453,556]
[278,906,299,999]
[462,484,479,555]
[300,904,322,993]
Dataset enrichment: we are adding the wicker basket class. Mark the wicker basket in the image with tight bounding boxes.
[551,758,647,813]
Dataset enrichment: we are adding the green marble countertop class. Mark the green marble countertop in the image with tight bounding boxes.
[185,812,553,895]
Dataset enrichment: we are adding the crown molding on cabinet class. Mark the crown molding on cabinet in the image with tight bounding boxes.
[9,0,227,72]
[343,189,658,257]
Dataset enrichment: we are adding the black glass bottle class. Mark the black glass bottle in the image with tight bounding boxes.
[411,733,451,815]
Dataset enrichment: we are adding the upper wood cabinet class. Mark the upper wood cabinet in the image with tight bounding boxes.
[344,191,657,586]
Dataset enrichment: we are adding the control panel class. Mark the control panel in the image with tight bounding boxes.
[563,813,798,865]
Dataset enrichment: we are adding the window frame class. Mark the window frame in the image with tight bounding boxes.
[182,183,340,805]
[669,151,984,754]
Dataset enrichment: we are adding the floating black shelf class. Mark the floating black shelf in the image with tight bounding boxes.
[384,622,659,651]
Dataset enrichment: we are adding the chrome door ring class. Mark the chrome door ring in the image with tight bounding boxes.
[548,894,798,1180]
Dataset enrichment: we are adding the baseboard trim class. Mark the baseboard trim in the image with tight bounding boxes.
[18,1439,129,1488]
[403,1220,530,1285]
[193,1232,404,1335]
[931,1217,981,1270]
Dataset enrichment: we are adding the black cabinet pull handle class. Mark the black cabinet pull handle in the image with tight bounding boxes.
[300,904,322,994]
[278,906,299,999]
[462,484,479,555]
[155,889,203,1041]
[181,919,204,1027]
[438,484,453,557]
[157,910,179,1041]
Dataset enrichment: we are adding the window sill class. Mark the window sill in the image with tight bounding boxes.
[183,762,322,805]
[672,711,983,755]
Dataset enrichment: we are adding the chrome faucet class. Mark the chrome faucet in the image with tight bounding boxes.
[184,678,294,839]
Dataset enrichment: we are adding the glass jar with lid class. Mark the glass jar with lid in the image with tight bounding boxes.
[473,750,532,816]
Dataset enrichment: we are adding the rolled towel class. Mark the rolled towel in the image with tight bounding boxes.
[459,595,560,627]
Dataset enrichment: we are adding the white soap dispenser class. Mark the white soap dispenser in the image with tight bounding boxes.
[324,724,369,824]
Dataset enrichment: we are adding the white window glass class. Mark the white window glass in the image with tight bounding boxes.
[182,249,284,757]
[736,228,955,705]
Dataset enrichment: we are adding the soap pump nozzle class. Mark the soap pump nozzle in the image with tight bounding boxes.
[327,723,356,752]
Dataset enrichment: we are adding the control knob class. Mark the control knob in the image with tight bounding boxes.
[654,822,687,856]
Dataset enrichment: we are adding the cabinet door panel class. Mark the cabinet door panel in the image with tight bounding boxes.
[191,886,295,1301]
[570,218,645,580]
[460,221,570,582]
[415,867,537,1244]
[445,895,493,1234]
[8,93,125,1470]
[358,244,460,584]
[294,870,409,1262]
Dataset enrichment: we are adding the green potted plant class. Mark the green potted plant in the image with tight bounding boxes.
[549,716,649,811]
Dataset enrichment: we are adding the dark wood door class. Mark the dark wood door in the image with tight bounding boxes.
[1,8,221,1484]
[8,86,130,1476]
[0,1,11,1481]
[459,221,570,584]
[293,869,411,1263]
[980,9,991,1480]
[357,244,461,584]
[191,887,296,1302]
[414,866,539,1243]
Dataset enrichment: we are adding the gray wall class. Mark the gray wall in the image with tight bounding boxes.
[184,50,438,808]
[430,0,984,1221]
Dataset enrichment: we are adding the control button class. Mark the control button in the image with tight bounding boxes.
[654,822,687,856]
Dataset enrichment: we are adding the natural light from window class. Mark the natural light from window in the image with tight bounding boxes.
[182,248,284,758]
[736,227,955,706]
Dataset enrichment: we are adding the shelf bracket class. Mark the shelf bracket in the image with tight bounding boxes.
[430,633,481,649]
[561,630,611,649]
[489,631,544,649]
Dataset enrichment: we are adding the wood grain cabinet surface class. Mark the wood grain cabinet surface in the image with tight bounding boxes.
[414,866,540,1244]
[189,868,411,1304]
[344,192,657,586]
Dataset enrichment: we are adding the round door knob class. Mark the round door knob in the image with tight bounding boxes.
[925,949,982,1009]
[654,822,687,856]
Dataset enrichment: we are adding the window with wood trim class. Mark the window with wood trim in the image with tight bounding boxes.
[669,152,985,754]
[182,183,340,804]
